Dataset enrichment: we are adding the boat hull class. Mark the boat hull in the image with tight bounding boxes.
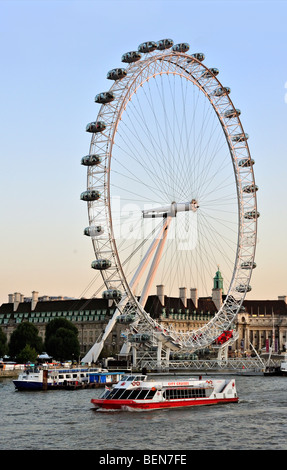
[13,380,65,391]
[91,396,239,411]
[13,380,54,391]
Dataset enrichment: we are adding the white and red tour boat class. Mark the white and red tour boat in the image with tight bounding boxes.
[91,374,238,411]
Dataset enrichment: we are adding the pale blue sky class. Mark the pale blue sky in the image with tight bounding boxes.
[1,0,286,304]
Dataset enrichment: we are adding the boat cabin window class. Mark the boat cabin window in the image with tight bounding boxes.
[163,387,209,399]
[101,387,156,400]
[120,375,146,382]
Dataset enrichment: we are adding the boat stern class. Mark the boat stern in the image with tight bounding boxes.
[212,378,238,402]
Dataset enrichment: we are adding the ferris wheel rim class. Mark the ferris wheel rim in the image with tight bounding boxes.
[83,41,258,350]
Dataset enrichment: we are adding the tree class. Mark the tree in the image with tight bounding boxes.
[8,322,43,361]
[17,344,38,364]
[0,328,8,358]
[45,318,80,362]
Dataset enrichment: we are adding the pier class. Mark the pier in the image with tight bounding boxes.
[140,357,282,374]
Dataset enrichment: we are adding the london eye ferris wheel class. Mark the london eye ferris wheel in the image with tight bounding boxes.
[80,39,259,364]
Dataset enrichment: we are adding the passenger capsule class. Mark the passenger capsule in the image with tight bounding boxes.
[84,226,104,237]
[86,121,106,133]
[172,43,189,53]
[94,92,115,104]
[138,41,157,53]
[130,333,150,343]
[238,158,255,167]
[156,38,174,50]
[81,154,102,166]
[241,261,257,269]
[80,190,100,202]
[232,133,249,142]
[117,314,135,324]
[200,68,219,79]
[91,259,111,270]
[107,68,127,81]
[244,210,260,219]
[102,289,122,300]
[213,86,231,97]
[243,184,258,193]
[236,284,252,293]
[191,52,205,61]
[121,51,142,63]
[224,108,241,119]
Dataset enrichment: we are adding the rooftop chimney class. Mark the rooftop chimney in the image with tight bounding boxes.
[190,288,198,309]
[179,287,187,308]
[13,292,21,311]
[31,291,39,311]
[157,285,164,306]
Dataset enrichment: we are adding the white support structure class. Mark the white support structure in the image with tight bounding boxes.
[139,216,171,307]
[82,217,172,363]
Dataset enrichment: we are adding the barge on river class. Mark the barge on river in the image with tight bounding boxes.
[13,367,125,391]
[91,374,239,411]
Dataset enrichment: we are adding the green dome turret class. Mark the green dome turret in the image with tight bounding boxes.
[213,266,224,294]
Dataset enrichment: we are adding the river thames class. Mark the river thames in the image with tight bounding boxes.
[0,374,286,451]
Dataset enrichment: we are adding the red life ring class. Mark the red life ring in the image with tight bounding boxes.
[132,381,140,386]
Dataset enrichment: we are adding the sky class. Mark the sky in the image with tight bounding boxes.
[0,0,286,305]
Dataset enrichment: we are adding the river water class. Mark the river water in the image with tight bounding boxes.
[0,374,286,451]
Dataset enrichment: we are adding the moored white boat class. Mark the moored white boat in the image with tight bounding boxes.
[91,374,239,411]
[280,361,287,376]
[13,367,125,391]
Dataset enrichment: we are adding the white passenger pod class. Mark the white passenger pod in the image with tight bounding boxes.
[200,68,219,78]
[232,133,249,142]
[107,68,127,80]
[241,261,257,269]
[95,92,115,104]
[130,333,150,343]
[191,52,205,61]
[117,314,135,324]
[80,190,100,202]
[138,41,157,53]
[244,210,260,219]
[86,121,106,133]
[102,289,122,300]
[84,226,104,237]
[242,184,258,193]
[172,43,189,53]
[238,158,255,167]
[91,259,112,270]
[156,39,173,50]
[236,284,252,293]
[81,154,102,166]
[213,86,231,97]
[224,108,241,119]
[121,51,142,63]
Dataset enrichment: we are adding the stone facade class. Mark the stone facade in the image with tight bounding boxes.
[0,295,125,358]
[1,289,287,358]
[236,299,287,353]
